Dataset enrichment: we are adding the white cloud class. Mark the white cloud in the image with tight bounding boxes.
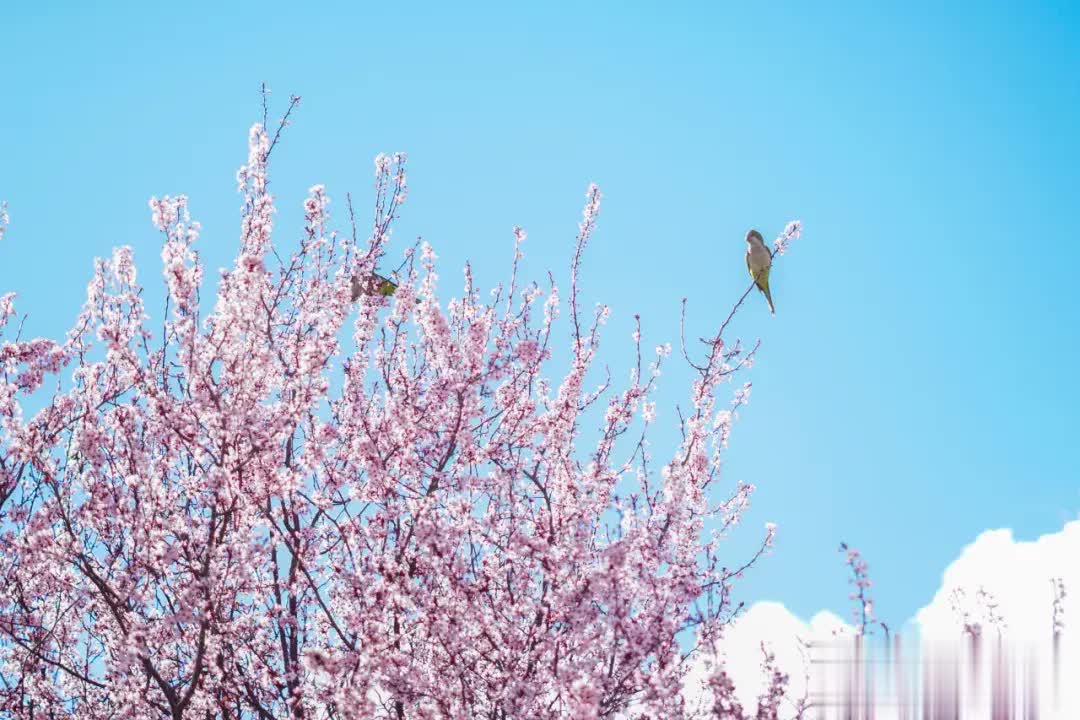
[682,602,849,716]
[913,519,1080,719]
[914,519,1080,637]
[688,518,1080,718]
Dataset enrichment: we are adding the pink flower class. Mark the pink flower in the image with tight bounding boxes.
[0,99,803,719]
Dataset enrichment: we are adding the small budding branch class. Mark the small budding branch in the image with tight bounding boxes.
[0,92,801,720]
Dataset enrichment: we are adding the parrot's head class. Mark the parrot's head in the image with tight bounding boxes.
[745,229,765,246]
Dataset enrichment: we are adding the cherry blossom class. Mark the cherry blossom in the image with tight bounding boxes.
[0,96,802,719]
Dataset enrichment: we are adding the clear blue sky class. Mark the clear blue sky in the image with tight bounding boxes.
[2,1,1078,628]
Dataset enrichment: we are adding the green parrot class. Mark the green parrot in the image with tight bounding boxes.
[350,272,398,301]
[745,229,775,314]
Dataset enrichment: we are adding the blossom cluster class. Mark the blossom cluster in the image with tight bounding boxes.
[0,103,800,719]
[838,542,882,636]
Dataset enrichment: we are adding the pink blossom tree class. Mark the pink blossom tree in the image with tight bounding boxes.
[0,94,802,720]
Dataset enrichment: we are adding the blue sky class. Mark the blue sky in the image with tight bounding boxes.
[2,1,1078,628]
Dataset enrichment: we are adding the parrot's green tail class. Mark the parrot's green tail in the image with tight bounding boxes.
[761,281,775,315]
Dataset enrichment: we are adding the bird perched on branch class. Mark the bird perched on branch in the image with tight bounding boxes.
[745,229,775,314]
[351,272,398,301]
